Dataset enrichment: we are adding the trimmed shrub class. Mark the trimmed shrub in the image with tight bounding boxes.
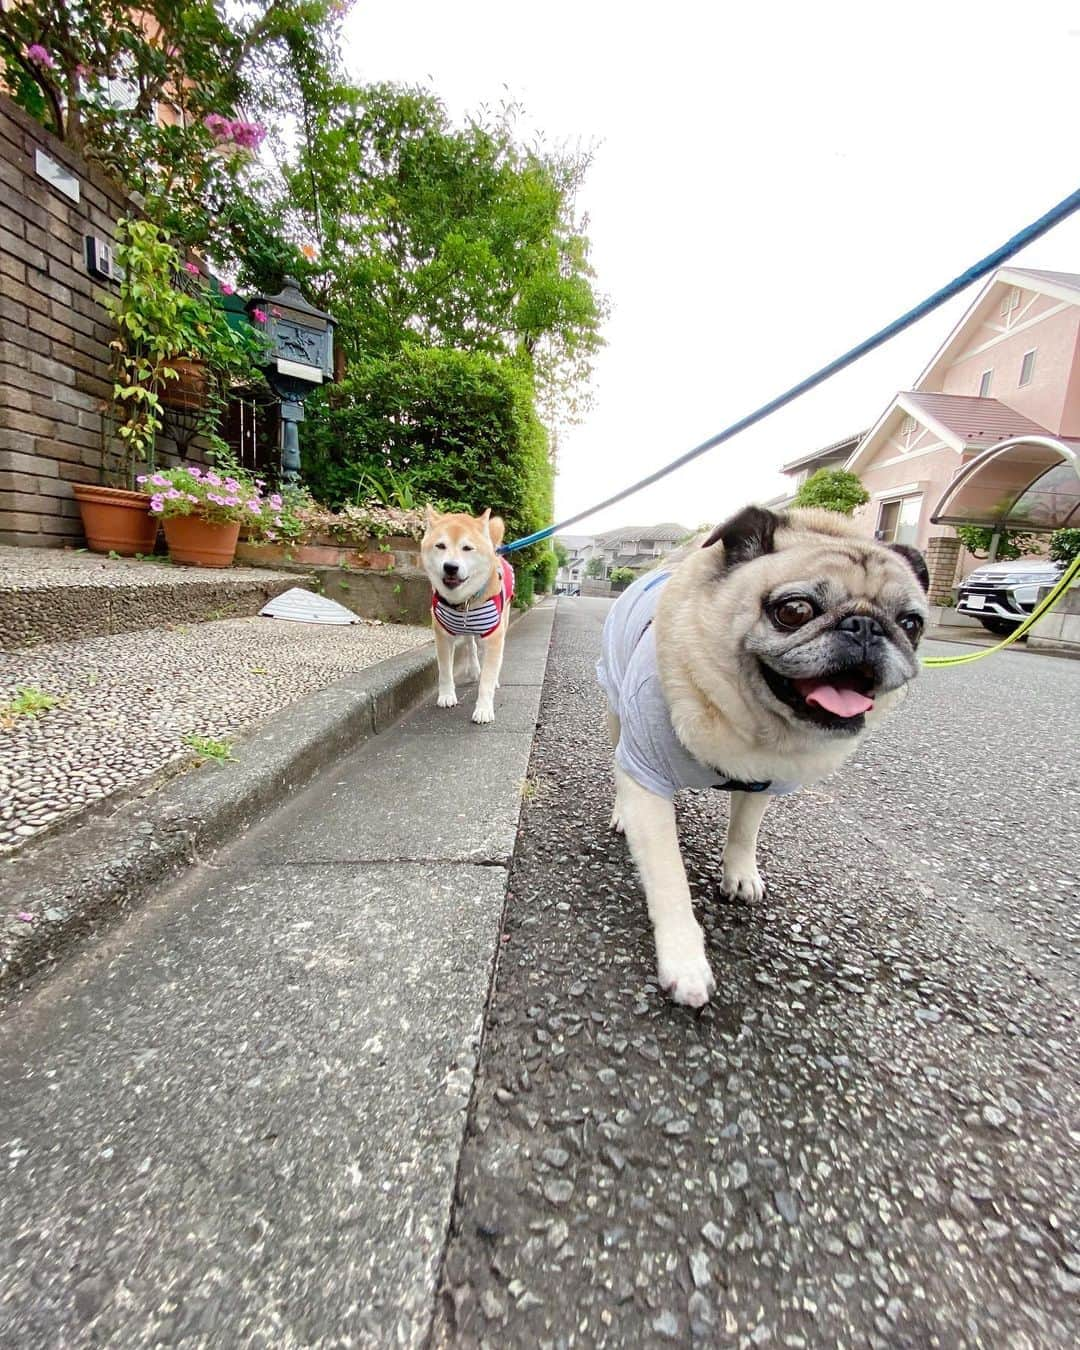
[302,346,553,569]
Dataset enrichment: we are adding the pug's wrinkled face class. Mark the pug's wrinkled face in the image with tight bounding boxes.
[706,507,930,738]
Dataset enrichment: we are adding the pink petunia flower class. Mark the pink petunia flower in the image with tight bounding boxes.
[150,473,169,487]
[150,496,165,513]
[223,478,240,492]
[184,262,200,277]
[246,500,261,514]
[269,493,283,508]
[186,494,199,503]
[207,493,223,505]
[25,44,55,70]
[251,308,268,324]
[136,474,148,484]
[205,472,221,486]
[187,464,202,477]
[224,496,240,507]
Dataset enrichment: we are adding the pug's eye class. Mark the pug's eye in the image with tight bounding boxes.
[898,613,923,640]
[771,598,817,629]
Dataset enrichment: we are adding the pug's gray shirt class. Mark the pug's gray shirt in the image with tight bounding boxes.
[596,571,801,801]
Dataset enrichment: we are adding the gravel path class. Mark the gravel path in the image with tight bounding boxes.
[435,597,1079,1349]
[0,615,432,853]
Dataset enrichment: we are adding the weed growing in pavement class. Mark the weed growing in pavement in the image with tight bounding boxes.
[1,687,60,727]
[182,733,234,765]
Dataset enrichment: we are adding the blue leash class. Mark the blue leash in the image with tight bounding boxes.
[499,186,1080,556]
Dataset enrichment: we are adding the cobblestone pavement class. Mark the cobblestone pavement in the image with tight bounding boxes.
[435,598,1079,1349]
[0,615,431,853]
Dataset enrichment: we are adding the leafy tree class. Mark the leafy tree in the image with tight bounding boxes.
[277,83,605,416]
[609,566,636,585]
[1049,528,1080,564]
[553,540,570,570]
[0,0,341,271]
[955,525,1041,561]
[585,556,605,579]
[792,468,870,515]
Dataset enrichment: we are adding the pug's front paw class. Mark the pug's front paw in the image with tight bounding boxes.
[655,924,715,1008]
[721,854,765,902]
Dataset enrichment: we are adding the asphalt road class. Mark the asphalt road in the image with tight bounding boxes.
[435,597,1080,1348]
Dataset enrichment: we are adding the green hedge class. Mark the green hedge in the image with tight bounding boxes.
[302,347,553,569]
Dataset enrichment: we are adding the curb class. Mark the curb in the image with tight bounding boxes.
[0,632,477,1004]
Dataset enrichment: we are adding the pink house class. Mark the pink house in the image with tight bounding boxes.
[844,267,1080,592]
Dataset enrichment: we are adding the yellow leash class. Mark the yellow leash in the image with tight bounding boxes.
[922,552,1080,668]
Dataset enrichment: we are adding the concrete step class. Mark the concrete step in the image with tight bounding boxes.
[0,546,310,650]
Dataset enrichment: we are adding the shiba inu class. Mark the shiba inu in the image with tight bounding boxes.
[598,505,929,1007]
[422,506,515,724]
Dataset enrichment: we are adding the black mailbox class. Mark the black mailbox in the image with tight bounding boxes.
[246,277,336,482]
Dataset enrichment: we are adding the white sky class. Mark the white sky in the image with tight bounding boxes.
[343,0,1080,536]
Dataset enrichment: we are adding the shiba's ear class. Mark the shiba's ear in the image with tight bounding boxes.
[487,514,505,548]
[424,504,439,528]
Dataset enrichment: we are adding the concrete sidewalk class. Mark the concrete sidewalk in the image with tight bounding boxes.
[0,603,554,1348]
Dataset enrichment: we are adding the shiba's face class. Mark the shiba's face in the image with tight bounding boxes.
[421,506,505,602]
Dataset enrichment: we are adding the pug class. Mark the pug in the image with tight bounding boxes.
[598,505,929,1007]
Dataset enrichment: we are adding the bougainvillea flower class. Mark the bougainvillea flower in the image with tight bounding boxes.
[220,283,236,296]
[26,45,56,69]
[251,308,267,323]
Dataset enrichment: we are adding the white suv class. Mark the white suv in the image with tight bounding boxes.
[956,557,1064,635]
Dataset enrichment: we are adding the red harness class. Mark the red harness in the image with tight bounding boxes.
[432,557,515,638]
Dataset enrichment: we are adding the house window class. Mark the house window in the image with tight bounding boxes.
[900,416,915,437]
[875,495,923,547]
[1019,349,1036,387]
[978,369,993,397]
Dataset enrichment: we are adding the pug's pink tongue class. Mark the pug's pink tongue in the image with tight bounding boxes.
[794,678,874,718]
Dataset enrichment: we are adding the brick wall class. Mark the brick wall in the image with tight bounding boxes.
[0,95,191,548]
[925,534,962,604]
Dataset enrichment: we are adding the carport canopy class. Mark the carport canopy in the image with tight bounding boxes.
[932,436,1080,532]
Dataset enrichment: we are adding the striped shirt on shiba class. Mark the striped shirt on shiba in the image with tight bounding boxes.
[432,557,514,638]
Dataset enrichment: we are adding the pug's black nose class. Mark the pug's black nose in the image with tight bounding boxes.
[837,614,885,643]
[443,561,460,578]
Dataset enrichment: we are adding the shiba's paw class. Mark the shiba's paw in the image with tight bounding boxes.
[471,702,495,724]
[609,805,624,835]
[721,855,765,902]
[655,925,715,1008]
[437,690,458,708]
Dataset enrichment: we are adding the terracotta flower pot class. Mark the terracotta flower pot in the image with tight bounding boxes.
[162,515,240,568]
[160,358,209,411]
[72,484,158,556]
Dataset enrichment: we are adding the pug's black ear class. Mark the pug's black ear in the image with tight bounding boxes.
[703,506,783,567]
[889,544,930,592]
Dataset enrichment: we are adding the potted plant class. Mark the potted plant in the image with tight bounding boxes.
[75,219,265,555]
[141,461,284,567]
